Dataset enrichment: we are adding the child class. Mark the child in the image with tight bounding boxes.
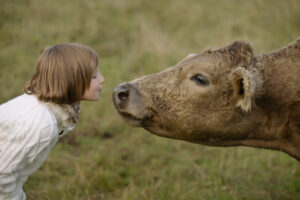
[0,43,104,200]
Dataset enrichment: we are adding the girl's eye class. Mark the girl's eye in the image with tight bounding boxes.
[92,70,100,79]
[190,74,209,86]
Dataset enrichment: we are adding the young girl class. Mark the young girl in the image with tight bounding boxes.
[0,43,104,200]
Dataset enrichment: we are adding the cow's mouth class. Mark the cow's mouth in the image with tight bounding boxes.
[118,111,151,127]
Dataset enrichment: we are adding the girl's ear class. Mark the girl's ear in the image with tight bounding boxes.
[230,67,256,112]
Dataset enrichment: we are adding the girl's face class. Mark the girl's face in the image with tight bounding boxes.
[82,68,104,101]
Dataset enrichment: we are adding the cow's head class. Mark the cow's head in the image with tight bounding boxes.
[113,41,263,144]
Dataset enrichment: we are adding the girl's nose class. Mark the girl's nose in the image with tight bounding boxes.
[99,74,104,84]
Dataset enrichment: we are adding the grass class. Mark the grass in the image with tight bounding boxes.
[0,0,299,199]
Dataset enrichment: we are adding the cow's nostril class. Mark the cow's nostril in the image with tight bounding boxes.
[113,84,131,109]
[118,90,129,101]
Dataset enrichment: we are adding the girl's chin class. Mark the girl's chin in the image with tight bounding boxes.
[82,94,100,101]
[91,95,100,101]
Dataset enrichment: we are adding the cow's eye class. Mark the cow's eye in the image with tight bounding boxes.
[190,74,209,86]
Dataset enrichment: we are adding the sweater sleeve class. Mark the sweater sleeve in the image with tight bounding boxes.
[21,123,59,175]
[0,101,58,199]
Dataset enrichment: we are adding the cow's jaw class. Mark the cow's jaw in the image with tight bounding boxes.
[118,111,152,127]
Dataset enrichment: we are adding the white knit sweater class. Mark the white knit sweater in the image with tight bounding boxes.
[0,94,79,200]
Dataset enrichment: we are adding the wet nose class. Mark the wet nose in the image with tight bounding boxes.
[113,84,130,109]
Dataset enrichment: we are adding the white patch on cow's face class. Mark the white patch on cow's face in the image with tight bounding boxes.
[186,53,196,59]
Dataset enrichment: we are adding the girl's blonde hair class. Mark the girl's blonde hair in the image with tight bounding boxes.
[24,43,98,104]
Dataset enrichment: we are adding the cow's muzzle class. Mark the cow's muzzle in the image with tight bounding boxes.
[113,82,152,127]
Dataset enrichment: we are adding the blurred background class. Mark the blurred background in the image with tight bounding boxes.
[0,0,299,199]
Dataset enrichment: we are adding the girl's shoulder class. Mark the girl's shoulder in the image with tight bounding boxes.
[0,94,44,110]
[0,94,56,127]
[0,94,79,134]
[0,94,58,151]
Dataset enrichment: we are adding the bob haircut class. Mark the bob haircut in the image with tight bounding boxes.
[24,43,98,104]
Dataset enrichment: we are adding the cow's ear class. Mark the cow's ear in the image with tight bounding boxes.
[230,67,256,112]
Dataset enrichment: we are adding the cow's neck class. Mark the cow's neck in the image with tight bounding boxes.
[234,104,299,160]
[237,51,300,160]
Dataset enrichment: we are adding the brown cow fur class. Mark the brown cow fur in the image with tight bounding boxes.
[113,38,300,160]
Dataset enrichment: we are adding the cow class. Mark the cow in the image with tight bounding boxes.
[113,38,300,160]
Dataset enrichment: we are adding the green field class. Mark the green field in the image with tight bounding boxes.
[0,0,299,199]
